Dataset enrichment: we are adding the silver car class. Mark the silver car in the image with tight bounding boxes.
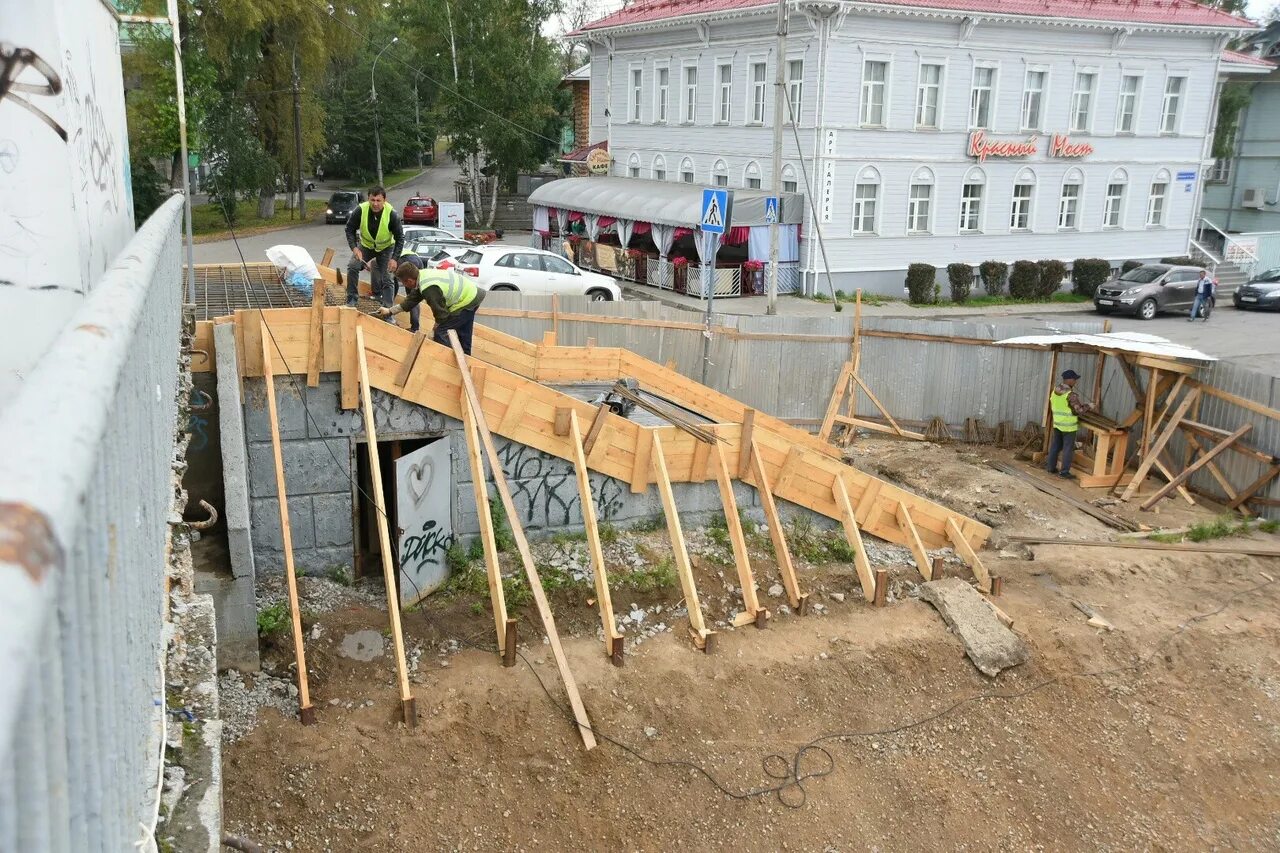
[1093,264,1207,320]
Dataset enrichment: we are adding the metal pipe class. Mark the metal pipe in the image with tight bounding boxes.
[371,37,399,186]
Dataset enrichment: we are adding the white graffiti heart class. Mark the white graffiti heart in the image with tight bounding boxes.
[407,458,434,507]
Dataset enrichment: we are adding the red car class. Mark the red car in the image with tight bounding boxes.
[401,196,438,225]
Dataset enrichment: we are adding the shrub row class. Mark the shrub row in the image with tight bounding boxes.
[906,257,1206,304]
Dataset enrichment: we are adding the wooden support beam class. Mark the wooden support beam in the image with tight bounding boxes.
[650,433,713,650]
[1184,432,1243,511]
[339,308,358,410]
[541,330,557,346]
[689,437,711,483]
[1228,463,1280,511]
[447,331,597,749]
[1041,347,1061,456]
[392,332,428,389]
[260,334,315,725]
[630,429,652,494]
[748,442,802,609]
[582,404,609,458]
[711,443,766,624]
[458,386,509,655]
[569,410,623,657]
[773,446,804,495]
[1140,424,1252,510]
[738,408,756,480]
[832,476,876,600]
[852,373,916,440]
[896,501,932,581]
[1141,367,1159,461]
[306,281,325,387]
[852,289,864,374]
[946,517,990,593]
[355,326,416,727]
[833,414,927,441]
[320,247,335,267]
[1151,454,1198,506]
[497,395,530,438]
[553,407,572,437]
[855,479,884,527]
[818,361,853,442]
[1120,388,1199,501]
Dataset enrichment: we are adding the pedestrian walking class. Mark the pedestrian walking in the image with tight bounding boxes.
[376,262,486,354]
[344,185,404,309]
[1189,269,1216,322]
[1046,369,1093,479]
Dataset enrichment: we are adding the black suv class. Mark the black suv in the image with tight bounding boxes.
[325,190,364,224]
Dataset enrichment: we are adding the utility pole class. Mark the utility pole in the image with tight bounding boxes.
[767,0,787,315]
[372,37,399,187]
[292,49,306,219]
[166,0,196,304]
[414,77,423,169]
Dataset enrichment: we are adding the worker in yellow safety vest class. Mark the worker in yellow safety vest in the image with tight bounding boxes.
[344,185,404,309]
[379,262,486,354]
[1046,369,1093,479]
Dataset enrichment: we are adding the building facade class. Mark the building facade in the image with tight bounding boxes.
[580,0,1253,295]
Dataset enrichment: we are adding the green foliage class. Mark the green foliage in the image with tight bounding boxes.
[1149,515,1271,544]
[812,292,833,303]
[327,565,352,586]
[1122,259,1144,274]
[1037,260,1068,299]
[129,158,170,227]
[630,515,666,534]
[979,260,1008,297]
[946,263,974,303]
[1009,260,1041,299]
[1071,258,1113,297]
[905,263,939,304]
[615,558,677,592]
[738,509,757,536]
[1213,82,1252,160]
[490,498,515,553]
[256,602,289,637]
[598,523,620,544]
[1160,256,1199,267]
[786,515,856,564]
[550,530,588,546]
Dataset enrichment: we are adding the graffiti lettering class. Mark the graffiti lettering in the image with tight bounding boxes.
[188,414,209,453]
[0,44,67,142]
[402,518,454,571]
[496,442,625,528]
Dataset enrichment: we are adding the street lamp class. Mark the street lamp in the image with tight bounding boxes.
[371,36,399,186]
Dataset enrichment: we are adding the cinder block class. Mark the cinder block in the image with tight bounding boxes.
[313,493,354,547]
[306,377,363,438]
[250,496,315,552]
[243,378,307,441]
[247,438,352,497]
[293,546,355,578]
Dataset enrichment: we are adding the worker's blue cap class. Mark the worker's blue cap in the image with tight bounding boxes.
[1062,369,1081,380]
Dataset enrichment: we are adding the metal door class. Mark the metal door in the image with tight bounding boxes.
[394,439,454,605]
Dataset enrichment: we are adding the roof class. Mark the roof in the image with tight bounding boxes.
[1221,48,1277,68]
[528,176,804,228]
[559,139,608,163]
[993,331,1216,362]
[562,63,591,82]
[579,0,1253,32]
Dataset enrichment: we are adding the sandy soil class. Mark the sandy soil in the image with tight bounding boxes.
[220,441,1280,852]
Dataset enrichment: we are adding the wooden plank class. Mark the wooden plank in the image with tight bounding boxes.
[569,410,622,652]
[1184,433,1241,509]
[1120,388,1200,501]
[582,404,609,457]
[1010,535,1280,557]
[738,408,756,480]
[497,394,530,438]
[749,442,802,608]
[650,433,712,646]
[834,415,927,441]
[1151,455,1198,506]
[447,332,597,749]
[854,479,884,526]
[392,332,428,388]
[355,326,416,725]
[1150,375,1187,434]
[541,330,557,346]
[818,361,853,442]
[1190,378,1280,424]
[832,476,876,600]
[1228,463,1280,510]
[630,428,653,494]
[773,447,804,495]
[1139,424,1253,510]
[339,308,358,409]
[320,247,335,267]
[553,407,572,437]
[459,393,509,652]
[1141,367,1159,461]
[711,443,764,620]
[689,437,711,483]
[260,335,314,725]
[852,373,914,440]
[1134,355,1199,375]
[946,517,990,593]
[896,501,932,581]
[1041,347,1060,456]
[852,289,863,373]
[306,281,325,387]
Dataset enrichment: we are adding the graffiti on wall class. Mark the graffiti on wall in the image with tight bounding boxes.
[496,441,625,528]
[0,44,67,142]
[401,518,454,575]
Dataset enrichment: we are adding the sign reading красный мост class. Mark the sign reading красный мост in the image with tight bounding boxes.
[967,130,1096,163]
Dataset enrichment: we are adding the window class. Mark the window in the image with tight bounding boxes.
[1117,74,1140,133]
[1147,172,1169,226]
[1022,69,1045,130]
[680,157,695,183]
[655,66,669,123]
[1010,171,1035,230]
[653,155,666,181]
[497,253,542,270]
[1058,170,1083,229]
[627,153,640,179]
[750,62,767,123]
[683,65,697,123]
[744,161,762,189]
[1070,72,1095,132]
[1208,158,1232,183]
[959,169,985,232]
[908,168,934,233]
[782,164,798,194]
[787,60,804,122]
[852,167,880,234]
[630,69,642,122]
[541,255,576,275]
[712,159,729,187]
[861,60,888,126]
[1161,77,1184,134]
[1104,170,1127,228]
[717,63,732,123]
[916,63,942,128]
[970,65,994,129]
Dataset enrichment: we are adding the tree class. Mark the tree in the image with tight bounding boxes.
[1212,82,1253,160]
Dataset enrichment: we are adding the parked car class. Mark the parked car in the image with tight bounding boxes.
[403,235,473,268]
[1093,263,1206,320]
[325,190,363,224]
[403,225,465,244]
[402,196,438,225]
[1232,267,1280,311]
[452,245,622,300]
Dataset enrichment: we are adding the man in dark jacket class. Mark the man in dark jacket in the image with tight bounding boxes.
[344,185,404,308]
[376,262,486,354]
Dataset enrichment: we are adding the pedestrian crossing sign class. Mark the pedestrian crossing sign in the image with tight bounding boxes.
[764,196,779,224]
[700,188,731,235]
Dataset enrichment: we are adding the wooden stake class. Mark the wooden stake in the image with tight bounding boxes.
[1041,347,1060,457]
[339,308,358,410]
[630,429,653,494]
[874,569,888,607]
[1120,388,1199,501]
[738,408,756,480]
[748,442,802,609]
[896,501,932,581]
[320,247,335,267]
[689,437,711,483]
[448,331,597,749]
[502,619,517,668]
[459,385,509,655]
[260,333,315,725]
[306,281,325,387]
[832,475,876,600]
[568,410,623,656]
[818,362,853,442]
[355,325,416,727]
[946,517,990,592]
[1139,424,1252,510]
[650,433,712,648]
[712,443,765,624]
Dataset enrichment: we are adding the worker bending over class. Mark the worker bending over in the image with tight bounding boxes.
[1046,368,1093,479]
[345,185,404,309]
[377,262,486,354]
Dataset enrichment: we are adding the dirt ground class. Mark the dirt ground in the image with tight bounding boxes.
[219,440,1280,852]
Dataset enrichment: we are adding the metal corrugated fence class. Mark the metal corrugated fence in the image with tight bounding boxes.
[0,196,184,851]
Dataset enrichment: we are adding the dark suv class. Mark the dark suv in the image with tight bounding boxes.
[1093,264,1207,320]
[325,190,364,224]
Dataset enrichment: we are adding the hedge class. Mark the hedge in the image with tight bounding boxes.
[1121,259,1144,274]
[1037,259,1069,299]
[947,263,974,303]
[1009,260,1041,299]
[905,263,939,304]
[1160,256,1200,267]
[1071,258,1112,297]
[979,260,1008,296]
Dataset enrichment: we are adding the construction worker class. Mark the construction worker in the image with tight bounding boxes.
[344,185,405,309]
[377,262,486,354]
[396,248,425,333]
[1046,369,1093,479]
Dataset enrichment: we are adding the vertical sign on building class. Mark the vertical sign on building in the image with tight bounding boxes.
[821,162,836,223]
[438,201,466,237]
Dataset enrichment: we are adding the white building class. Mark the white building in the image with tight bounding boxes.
[572,0,1255,295]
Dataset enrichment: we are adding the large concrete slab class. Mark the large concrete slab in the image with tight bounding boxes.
[920,578,1029,677]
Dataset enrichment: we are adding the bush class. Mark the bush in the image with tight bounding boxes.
[1122,259,1144,274]
[947,263,974,303]
[1009,260,1041,299]
[905,263,939,304]
[978,260,1008,296]
[1160,256,1198,267]
[1037,259,1068,299]
[1071,258,1112,297]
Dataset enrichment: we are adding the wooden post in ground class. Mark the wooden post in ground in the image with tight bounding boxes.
[712,443,767,627]
[448,331,597,749]
[1041,347,1061,457]
[458,385,509,656]
[260,332,315,725]
[355,325,416,726]
[568,410,624,660]
[748,442,804,610]
[650,432,714,650]
[306,281,325,387]
[832,475,876,600]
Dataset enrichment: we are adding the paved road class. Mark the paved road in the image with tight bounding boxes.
[193,159,464,266]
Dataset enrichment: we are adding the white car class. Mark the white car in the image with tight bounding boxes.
[403,225,465,243]
[452,245,622,301]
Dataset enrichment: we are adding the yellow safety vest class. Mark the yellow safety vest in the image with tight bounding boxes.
[418,269,477,313]
[1050,390,1078,433]
[358,202,395,251]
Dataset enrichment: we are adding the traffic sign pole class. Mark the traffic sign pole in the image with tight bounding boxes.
[700,229,715,384]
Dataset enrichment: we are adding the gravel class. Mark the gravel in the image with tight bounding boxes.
[219,669,300,743]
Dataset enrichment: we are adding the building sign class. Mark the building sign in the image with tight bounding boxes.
[586,147,611,175]
[1176,170,1197,181]
[1225,236,1258,264]
[438,202,465,237]
[967,130,1095,162]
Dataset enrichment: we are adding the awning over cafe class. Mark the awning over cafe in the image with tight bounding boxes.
[528,176,804,229]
